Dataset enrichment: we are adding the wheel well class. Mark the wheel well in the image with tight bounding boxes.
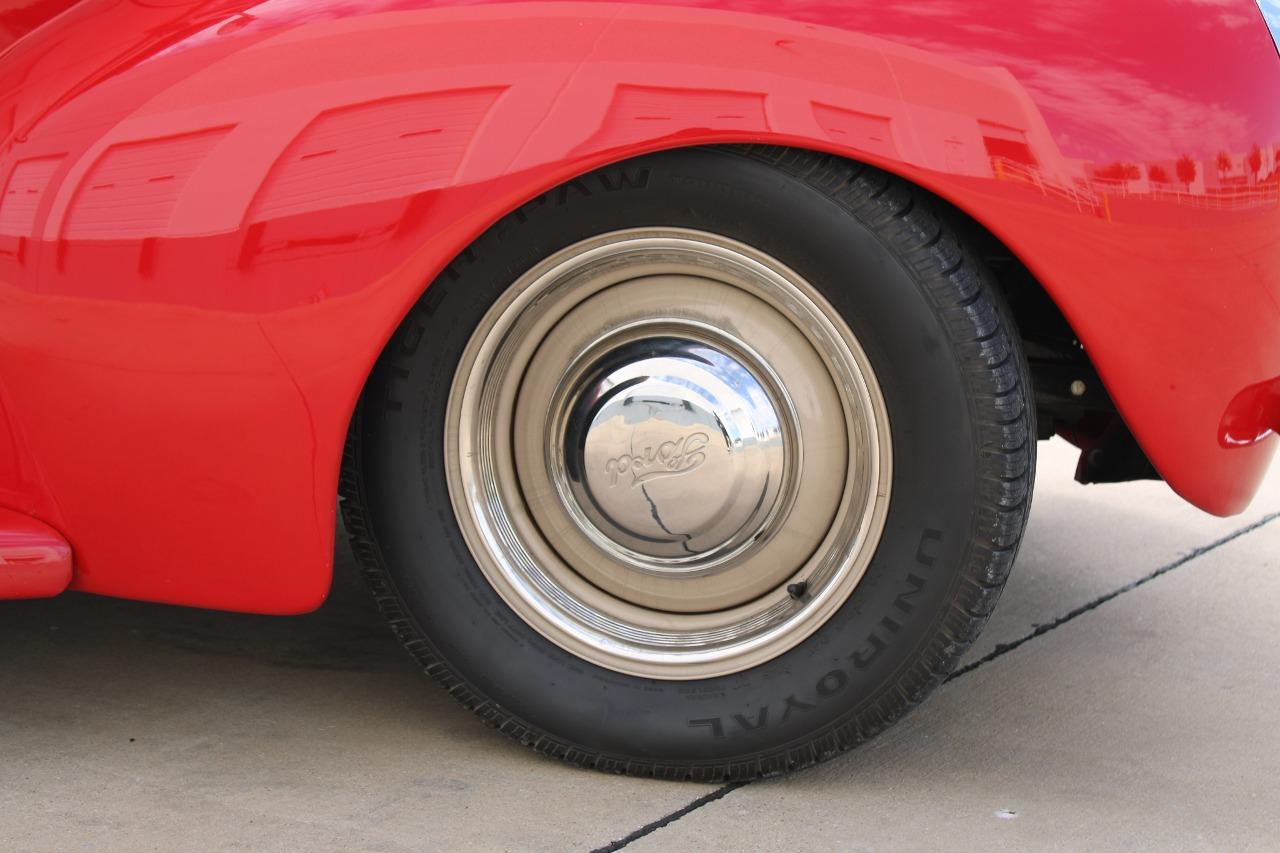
[905,173,1159,484]
[355,142,1158,485]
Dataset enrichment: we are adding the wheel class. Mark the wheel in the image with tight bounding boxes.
[341,146,1033,780]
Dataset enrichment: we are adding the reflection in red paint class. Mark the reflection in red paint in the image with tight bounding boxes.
[813,104,897,159]
[247,88,504,222]
[64,128,232,240]
[586,84,768,151]
[0,156,64,237]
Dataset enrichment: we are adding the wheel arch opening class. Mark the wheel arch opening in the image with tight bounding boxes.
[341,141,1156,543]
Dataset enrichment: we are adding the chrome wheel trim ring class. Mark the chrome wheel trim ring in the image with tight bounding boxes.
[445,228,892,679]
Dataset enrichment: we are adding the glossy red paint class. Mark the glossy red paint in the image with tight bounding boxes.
[0,0,1276,612]
[0,0,80,52]
[0,506,72,599]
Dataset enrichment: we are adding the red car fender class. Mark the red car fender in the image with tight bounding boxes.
[0,0,1276,612]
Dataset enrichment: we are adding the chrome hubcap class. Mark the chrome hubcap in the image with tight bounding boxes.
[446,228,892,679]
[562,337,788,569]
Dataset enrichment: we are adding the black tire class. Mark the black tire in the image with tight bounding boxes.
[340,145,1033,780]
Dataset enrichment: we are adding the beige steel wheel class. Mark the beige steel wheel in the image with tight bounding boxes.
[445,229,892,679]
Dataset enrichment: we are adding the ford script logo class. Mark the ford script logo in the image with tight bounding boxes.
[603,432,710,486]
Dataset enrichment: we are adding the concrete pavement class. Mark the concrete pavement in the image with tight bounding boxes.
[2,439,1277,851]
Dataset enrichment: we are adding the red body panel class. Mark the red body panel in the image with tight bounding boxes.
[0,0,1276,612]
[0,0,80,52]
